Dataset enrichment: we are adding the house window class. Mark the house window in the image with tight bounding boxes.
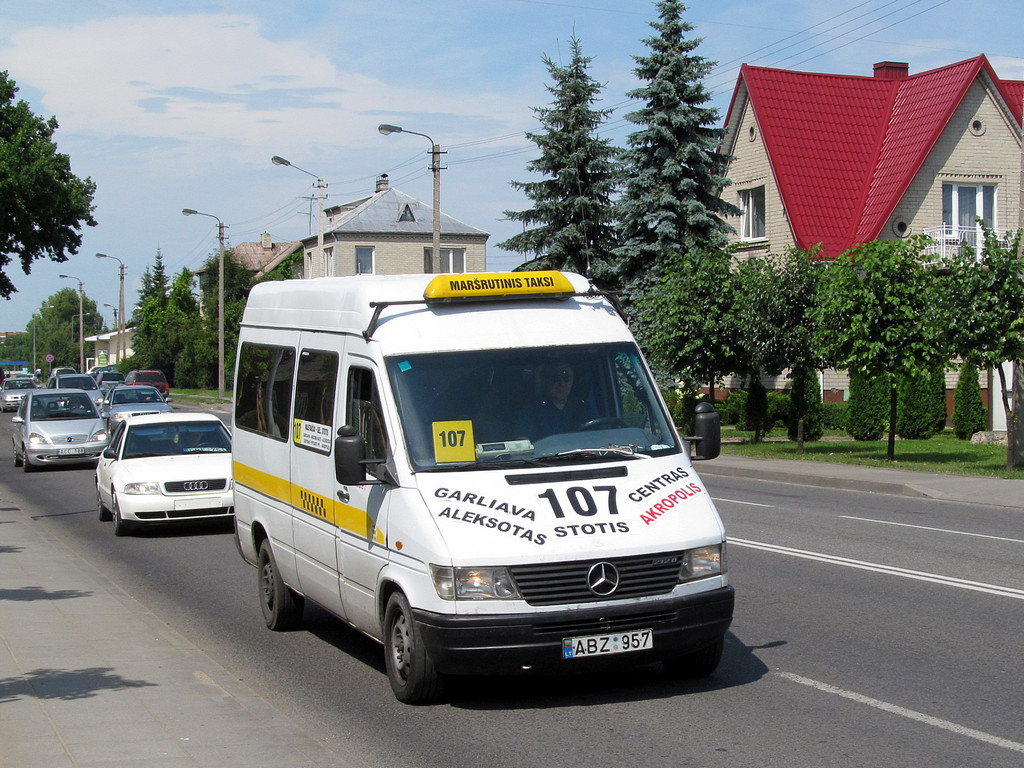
[942,183,995,231]
[324,246,334,277]
[399,204,415,222]
[355,246,374,275]
[740,187,766,240]
[423,247,466,273]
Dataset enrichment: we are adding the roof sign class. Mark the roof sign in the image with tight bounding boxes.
[423,271,576,303]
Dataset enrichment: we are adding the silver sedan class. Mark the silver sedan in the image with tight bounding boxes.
[12,389,110,471]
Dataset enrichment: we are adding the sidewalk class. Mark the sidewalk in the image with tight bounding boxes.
[701,453,1024,511]
[0,502,353,768]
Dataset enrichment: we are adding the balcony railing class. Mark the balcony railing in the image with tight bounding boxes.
[922,225,1010,263]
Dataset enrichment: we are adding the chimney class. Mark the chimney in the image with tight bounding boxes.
[260,232,273,249]
[873,61,909,80]
[376,173,390,192]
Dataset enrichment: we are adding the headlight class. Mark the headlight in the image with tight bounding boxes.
[27,432,52,446]
[678,544,724,583]
[123,482,161,495]
[430,565,522,600]
[91,428,108,442]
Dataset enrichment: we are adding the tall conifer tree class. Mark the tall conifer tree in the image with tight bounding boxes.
[500,36,619,283]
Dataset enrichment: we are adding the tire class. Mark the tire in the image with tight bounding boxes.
[383,591,444,704]
[112,495,132,537]
[662,638,724,679]
[257,540,304,630]
[97,481,112,522]
[22,448,36,472]
[13,443,22,467]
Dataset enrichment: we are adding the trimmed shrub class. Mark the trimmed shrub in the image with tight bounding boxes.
[717,389,747,425]
[952,361,987,439]
[822,401,849,431]
[766,391,791,429]
[896,363,947,439]
[847,371,889,441]
[787,366,824,441]
[742,378,770,441]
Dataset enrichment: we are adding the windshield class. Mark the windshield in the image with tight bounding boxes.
[4,380,35,390]
[60,375,98,390]
[112,387,163,405]
[386,342,680,472]
[31,393,98,420]
[124,421,231,458]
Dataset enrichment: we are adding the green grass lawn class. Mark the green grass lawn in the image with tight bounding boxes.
[720,427,1024,479]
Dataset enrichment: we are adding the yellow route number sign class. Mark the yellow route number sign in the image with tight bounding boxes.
[433,420,475,463]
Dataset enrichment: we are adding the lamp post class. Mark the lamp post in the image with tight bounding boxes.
[378,124,445,273]
[103,303,119,364]
[182,208,226,399]
[272,156,326,278]
[59,274,85,372]
[96,253,125,365]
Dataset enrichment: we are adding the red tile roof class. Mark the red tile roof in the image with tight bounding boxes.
[726,55,1023,256]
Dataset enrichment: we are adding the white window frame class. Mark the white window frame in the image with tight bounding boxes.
[323,246,334,277]
[355,246,374,275]
[739,187,766,241]
[423,247,467,274]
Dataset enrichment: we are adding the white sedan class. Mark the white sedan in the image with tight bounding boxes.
[96,412,233,536]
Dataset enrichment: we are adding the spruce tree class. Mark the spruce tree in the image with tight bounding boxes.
[896,363,947,439]
[952,360,987,439]
[614,0,739,308]
[499,36,619,283]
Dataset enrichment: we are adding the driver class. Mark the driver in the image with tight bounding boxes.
[515,360,596,440]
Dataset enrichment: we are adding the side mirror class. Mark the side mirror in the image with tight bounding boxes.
[334,426,367,485]
[687,401,721,461]
[102,447,117,459]
[12,415,23,425]
[164,395,173,403]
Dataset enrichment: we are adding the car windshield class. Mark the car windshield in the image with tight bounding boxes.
[60,375,98,390]
[31,393,98,420]
[123,422,231,458]
[112,387,163,405]
[4,380,35,390]
[385,342,680,472]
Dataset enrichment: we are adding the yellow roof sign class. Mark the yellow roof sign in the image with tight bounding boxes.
[424,271,576,302]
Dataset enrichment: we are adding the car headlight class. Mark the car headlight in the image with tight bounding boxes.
[678,543,724,583]
[27,431,52,446]
[123,482,161,495]
[91,428,108,442]
[430,565,522,600]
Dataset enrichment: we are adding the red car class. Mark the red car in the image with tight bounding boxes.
[124,369,169,396]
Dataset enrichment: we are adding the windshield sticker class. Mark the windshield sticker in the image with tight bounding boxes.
[398,360,412,372]
[293,418,332,452]
[432,420,475,463]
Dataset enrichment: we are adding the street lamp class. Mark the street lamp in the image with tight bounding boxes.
[378,123,445,273]
[182,208,226,400]
[103,302,119,363]
[272,156,326,278]
[96,253,126,365]
[58,274,85,372]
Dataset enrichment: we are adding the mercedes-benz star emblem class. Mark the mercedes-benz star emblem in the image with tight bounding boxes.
[586,562,620,596]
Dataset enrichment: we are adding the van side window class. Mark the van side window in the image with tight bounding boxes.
[293,349,339,453]
[347,367,388,464]
[236,342,296,441]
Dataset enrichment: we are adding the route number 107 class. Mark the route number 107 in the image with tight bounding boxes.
[538,486,619,518]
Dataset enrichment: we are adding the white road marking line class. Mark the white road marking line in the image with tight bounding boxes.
[778,672,1024,754]
[841,515,1024,545]
[730,538,1024,600]
[713,497,774,507]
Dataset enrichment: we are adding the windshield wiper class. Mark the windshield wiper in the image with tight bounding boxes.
[533,446,651,464]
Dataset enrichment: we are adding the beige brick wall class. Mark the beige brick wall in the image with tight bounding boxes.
[304,234,488,278]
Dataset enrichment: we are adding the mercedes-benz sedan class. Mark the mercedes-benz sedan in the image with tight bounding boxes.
[12,389,110,471]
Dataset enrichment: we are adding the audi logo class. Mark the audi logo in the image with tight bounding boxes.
[183,481,210,491]
[586,562,621,597]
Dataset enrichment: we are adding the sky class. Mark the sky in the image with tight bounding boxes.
[2,0,1021,333]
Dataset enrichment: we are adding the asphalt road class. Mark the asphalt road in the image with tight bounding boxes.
[2,443,1022,767]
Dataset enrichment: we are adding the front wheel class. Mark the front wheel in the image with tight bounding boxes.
[662,638,724,679]
[112,495,132,536]
[383,591,444,704]
[97,481,112,521]
[257,540,304,630]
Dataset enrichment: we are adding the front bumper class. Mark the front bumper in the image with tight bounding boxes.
[414,585,734,675]
[119,491,235,522]
[26,442,106,466]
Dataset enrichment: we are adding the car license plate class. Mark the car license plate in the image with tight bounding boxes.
[563,629,653,659]
[57,447,86,456]
[174,497,212,510]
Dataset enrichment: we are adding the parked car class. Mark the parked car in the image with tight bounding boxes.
[100,385,173,429]
[96,412,233,535]
[1,378,38,412]
[47,373,103,407]
[12,389,110,471]
[124,369,169,396]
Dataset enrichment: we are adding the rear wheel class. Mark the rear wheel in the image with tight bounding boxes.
[662,638,724,679]
[383,591,444,704]
[258,540,304,630]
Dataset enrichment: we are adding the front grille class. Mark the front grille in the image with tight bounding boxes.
[163,478,228,493]
[510,551,684,606]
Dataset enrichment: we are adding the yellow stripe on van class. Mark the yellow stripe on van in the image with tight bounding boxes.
[233,460,385,544]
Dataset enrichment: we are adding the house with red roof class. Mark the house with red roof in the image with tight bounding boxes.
[720,55,1022,261]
